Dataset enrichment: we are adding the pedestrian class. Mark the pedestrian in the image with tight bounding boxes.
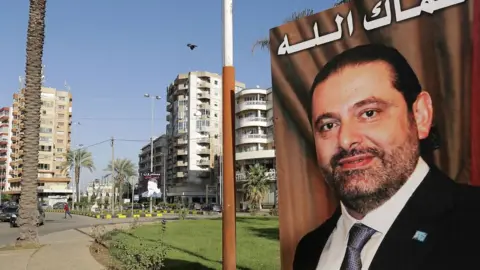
[64,203,72,219]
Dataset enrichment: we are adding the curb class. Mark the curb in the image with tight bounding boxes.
[45,209,208,219]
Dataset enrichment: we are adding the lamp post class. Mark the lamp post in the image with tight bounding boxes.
[222,0,237,268]
[144,93,161,213]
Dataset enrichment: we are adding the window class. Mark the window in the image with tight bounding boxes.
[38,163,50,170]
[214,80,218,85]
[39,145,52,152]
[58,113,65,118]
[58,105,65,110]
[58,122,64,126]
[39,136,52,143]
[57,139,64,144]
[58,97,66,101]
[40,127,52,133]
[57,148,63,153]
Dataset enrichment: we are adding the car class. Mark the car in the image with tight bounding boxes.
[202,204,222,213]
[52,202,65,209]
[0,206,18,222]
[10,204,45,228]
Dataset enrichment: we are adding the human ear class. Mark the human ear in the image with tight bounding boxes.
[412,91,434,140]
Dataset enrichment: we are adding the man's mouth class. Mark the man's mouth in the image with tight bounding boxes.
[338,154,375,170]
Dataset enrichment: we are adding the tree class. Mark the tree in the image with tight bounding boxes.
[105,158,137,206]
[16,0,47,247]
[251,1,351,53]
[61,149,95,204]
[243,164,270,210]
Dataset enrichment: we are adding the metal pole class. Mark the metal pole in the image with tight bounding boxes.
[222,0,236,268]
[163,152,166,204]
[206,184,209,204]
[149,97,154,213]
[72,150,75,210]
[111,137,115,215]
[131,176,135,217]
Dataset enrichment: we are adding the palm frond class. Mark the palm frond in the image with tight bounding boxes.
[251,38,270,54]
[334,0,351,6]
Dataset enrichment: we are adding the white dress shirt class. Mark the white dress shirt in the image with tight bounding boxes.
[316,157,430,270]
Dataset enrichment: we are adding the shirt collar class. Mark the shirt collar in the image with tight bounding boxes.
[340,157,430,237]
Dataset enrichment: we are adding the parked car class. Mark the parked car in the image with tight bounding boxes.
[0,206,18,222]
[202,204,222,213]
[52,202,65,209]
[10,204,45,228]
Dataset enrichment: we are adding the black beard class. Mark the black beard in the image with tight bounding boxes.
[320,131,420,216]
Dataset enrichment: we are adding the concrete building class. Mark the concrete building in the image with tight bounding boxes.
[234,87,276,209]
[138,135,168,194]
[0,107,13,192]
[6,87,73,205]
[165,71,245,204]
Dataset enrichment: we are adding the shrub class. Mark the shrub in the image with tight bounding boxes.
[269,208,279,216]
[109,219,169,270]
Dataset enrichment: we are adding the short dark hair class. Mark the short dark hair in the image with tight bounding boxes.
[309,44,422,120]
[308,43,440,154]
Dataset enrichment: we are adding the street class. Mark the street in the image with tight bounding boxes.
[0,212,167,247]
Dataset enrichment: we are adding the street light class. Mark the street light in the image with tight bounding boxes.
[144,93,161,213]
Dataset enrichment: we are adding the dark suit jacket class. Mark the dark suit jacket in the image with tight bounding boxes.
[293,167,480,270]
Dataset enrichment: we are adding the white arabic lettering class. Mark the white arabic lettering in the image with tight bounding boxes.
[347,11,354,36]
[394,0,466,22]
[364,0,392,31]
[278,14,345,55]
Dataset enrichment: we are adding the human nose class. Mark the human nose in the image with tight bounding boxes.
[337,121,362,150]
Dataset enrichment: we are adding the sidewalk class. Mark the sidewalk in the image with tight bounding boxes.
[0,229,104,270]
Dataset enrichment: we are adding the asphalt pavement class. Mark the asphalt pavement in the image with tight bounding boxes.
[0,212,169,247]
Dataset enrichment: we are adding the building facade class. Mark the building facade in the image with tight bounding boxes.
[6,87,73,205]
[165,71,245,204]
[0,107,13,192]
[234,87,276,209]
[138,135,168,194]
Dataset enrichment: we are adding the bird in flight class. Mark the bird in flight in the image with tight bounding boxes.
[187,43,198,50]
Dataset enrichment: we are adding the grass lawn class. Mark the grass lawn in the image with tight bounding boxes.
[110,217,280,270]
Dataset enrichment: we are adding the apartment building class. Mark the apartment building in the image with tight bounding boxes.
[165,71,245,204]
[0,107,13,192]
[6,87,73,206]
[138,135,168,194]
[234,87,276,209]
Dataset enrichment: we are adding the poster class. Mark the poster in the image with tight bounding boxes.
[269,0,478,268]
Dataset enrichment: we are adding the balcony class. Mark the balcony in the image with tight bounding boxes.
[196,148,210,155]
[235,100,267,113]
[176,161,188,167]
[167,103,173,112]
[177,138,187,145]
[177,149,188,155]
[197,137,210,144]
[197,159,210,166]
[236,134,268,145]
[236,117,268,129]
[197,103,210,110]
[176,172,187,178]
[197,92,210,100]
[198,171,210,178]
[197,81,211,88]
[235,169,277,182]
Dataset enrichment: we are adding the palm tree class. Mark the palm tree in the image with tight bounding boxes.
[243,164,271,210]
[16,0,47,247]
[105,158,137,206]
[251,1,352,53]
[61,149,95,204]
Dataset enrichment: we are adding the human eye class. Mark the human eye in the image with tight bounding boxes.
[319,122,338,132]
[360,109,379,119]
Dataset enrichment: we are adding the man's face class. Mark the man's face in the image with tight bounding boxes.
[311,61,421,215]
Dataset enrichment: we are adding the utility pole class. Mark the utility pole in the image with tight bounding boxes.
[111,136,115,215]
[222,0,237,268]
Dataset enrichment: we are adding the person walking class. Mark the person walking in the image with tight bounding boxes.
[64,203,72,219]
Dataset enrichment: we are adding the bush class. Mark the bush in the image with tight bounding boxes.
[109,220,169,270]
[269,208,279,216]
[177,207,188,220]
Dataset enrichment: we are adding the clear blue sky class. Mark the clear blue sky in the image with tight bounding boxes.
[0,0,336,190]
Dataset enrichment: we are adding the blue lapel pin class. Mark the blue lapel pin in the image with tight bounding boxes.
[412,231,428,242]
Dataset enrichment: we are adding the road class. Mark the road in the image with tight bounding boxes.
[0,212,169,247]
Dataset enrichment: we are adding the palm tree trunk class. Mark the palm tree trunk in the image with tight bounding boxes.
[16,0,47,247]
[75,166,80,205]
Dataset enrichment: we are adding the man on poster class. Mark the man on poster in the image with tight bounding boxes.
[293,44,480,270]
